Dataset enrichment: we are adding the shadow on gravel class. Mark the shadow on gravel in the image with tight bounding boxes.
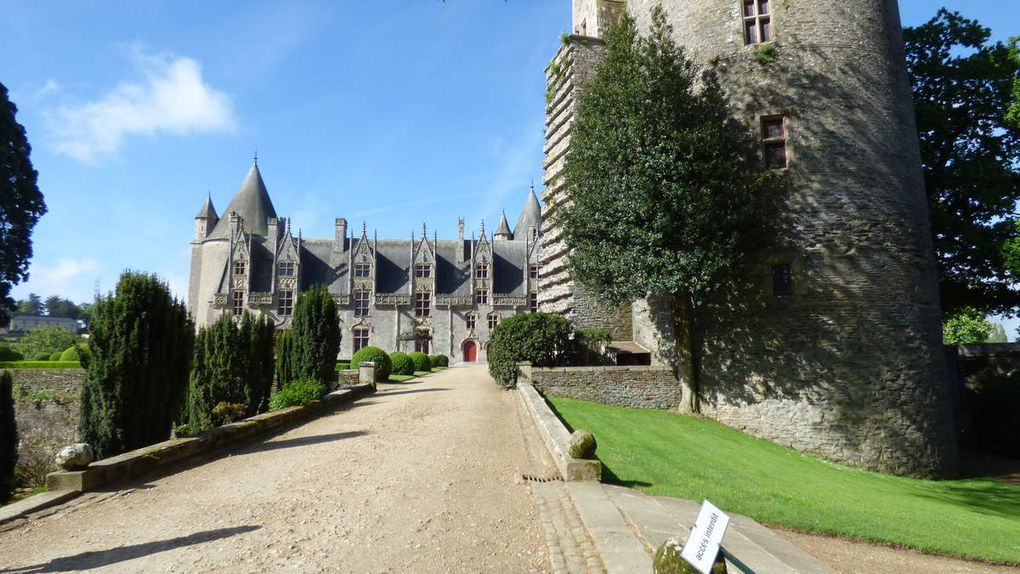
[241,431,367,454]
[1,525,261,573]
[377,388,450,397]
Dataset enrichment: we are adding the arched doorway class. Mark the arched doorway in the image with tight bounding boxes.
[462,340,477,363]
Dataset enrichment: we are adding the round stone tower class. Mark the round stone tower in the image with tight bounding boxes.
[560,0,958,476]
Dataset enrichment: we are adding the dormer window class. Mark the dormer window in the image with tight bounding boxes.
[233,261,246,276]
[278,261,295,277]
[415,263,432,279]
[475,264,489,279]
[354,263,371,278]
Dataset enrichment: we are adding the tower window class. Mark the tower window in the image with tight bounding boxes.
[233,261,246,276]
[487,313,500,330]
[232,291,244,316]
[354,289,370,317]
[475,264,489,279]
[743,0,772,44]
[354,263,371,277]
[466,313,477,330]
[277,289,294,316]
[278,261,295,277]
[475,288,489,304]
[529,264,539,280]
[353,327,369,353]
[529,292,539,313]
[771,263,793,296]
[762,116,788,168]
[415,291,431,317]
[415,263,432,278]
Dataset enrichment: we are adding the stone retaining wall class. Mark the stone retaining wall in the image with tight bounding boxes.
[5,368,85,484]
[520,364,680,409]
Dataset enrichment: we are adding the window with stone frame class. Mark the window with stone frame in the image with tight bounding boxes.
[529,292,539,313]
[232,290,244,316]
[278,261,295,277]
[771,263,793,296]
[353,327,369,353]
[353,289,370,317]
[415,337,430,355]
[743,0,772,44]
[415,291,431,317]
[487,313,500,330]
[466,313,477,330]
[233,260,246,276]
[475,288,488,304]
[354,263,371,277]
[414,263,432,278]
[529,264,539,280]
[277,289,294,316]
[762,116,788,169]
[475,263,489,279]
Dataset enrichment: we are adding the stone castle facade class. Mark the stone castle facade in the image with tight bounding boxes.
[188,162,542,363]
[542,0,958,476]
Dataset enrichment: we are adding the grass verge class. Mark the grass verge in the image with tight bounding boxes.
[387,374,416,382]
[548,396,1020,564]
[0,361,82,369]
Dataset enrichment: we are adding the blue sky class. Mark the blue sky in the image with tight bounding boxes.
[1,1,1016,326]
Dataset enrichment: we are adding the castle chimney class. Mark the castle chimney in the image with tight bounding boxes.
[457,217,466,263]
[572,0,625,38]
[335,218,348,251]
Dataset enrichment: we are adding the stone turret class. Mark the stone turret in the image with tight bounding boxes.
[514,186,542,240]
[194,193,218,240]
[494,212,513,241]
[210,161,277,238]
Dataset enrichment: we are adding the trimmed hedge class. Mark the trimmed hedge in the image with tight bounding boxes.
[31,352,50,361]
[0,361,81,369]
[0,346,23,362]
[488,313,573,388]
[390,352,415,376]
[350,346,391,382]
[431,354,449,367]
[59,343,89,362]
[47,351,62,361]
[409,351,431,372]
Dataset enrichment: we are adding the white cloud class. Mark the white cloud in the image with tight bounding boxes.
[20,258,102,303]
[49,49,236,164]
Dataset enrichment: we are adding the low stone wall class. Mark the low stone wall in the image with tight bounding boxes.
[5,369,85,484]
[520,364,680,409]
[335,369,360,388]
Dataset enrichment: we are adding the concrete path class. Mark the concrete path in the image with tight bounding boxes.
[0,365,554,573]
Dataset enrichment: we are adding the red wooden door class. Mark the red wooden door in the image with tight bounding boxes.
[462,340,477,362]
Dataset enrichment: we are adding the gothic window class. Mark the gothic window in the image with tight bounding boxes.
[415,291,431,317]
[743,0,772,44]
[278,261,295,277]
[354,289,370,317]
[354,263,371,277]
[475,263,489,279]
[529,264,539,280]
[233,261,246,276]
[415,263,432,279]
[529,292,539,313]
[762,116,787,169]
[771,263,793,296]
[475,288,488,305]
[232,290,244,316]
[487,313,500,330]
[353,326,369,353]
[466,313,477,330]
[278,289,294,316]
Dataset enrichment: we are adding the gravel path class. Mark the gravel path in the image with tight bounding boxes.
[0,365,553,573]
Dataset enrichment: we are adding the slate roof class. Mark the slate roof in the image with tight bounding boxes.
[495,212,512,237]
[210,163,278,238]
[196,193,218,220]
[513,188,542,238]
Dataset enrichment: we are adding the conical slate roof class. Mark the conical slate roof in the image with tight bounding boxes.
[210,162,278,238]
[495,211,512,238]
[195,193,218,220]
[513,187,542,238]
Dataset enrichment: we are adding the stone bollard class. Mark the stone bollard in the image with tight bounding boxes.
[359,361,376,389]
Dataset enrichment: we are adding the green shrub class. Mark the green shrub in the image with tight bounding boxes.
[211,401,247,425]
[390,352,414,376]
[334,361,351,371]
[78,272,194,460]
[350,346,391,382]
[275,330,294,388]
[48,351,62,361]
[488,313,573,388]
[0,372,16,504]
[12,326,77,359]
[268,379,327,410]
[31,352,50,361]
[59,343,89,362]
[0,345,22,362]
[409,352,431,372]
[290,284,342,386]
[432,354,449,368]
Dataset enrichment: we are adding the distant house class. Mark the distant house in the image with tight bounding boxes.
[10,315,81,333]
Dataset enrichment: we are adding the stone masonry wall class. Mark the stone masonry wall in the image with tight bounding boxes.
[6,368,85,485]
[522,365,680,409]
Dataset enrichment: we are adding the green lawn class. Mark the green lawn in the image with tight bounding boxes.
[387,374,416,382]
[548,396,1020,564]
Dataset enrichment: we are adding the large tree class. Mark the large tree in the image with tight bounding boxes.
[289,284,341,386]
[903,10,1020,317]
[44,295,81,320]
[558,8,776,412]
[15,293,42,316]
[0,84,46,328]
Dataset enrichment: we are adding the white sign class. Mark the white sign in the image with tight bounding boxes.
[680,500,731,574]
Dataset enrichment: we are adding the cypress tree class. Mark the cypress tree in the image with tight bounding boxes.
[0,371,17,503]
[78,272,194,459]
[186,314,244,432]
[290,284,341,386]
[242,312,276,416]
[275,330,295,389]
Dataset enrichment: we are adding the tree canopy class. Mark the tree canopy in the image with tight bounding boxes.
[0,84,46,328]
[558,8,776,411]
[903,10,1020,317]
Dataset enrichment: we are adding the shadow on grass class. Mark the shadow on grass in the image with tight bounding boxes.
[240,431,367,455]
[1,525,260,573]
[911,480,1020,521]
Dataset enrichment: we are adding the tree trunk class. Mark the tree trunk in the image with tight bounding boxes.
[672,291,702,414]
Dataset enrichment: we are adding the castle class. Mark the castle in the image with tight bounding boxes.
[541,0,958,477]
[188,161,542,363]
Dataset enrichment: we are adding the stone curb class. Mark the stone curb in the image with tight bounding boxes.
[0,383,375,526]
[517,380,601,481]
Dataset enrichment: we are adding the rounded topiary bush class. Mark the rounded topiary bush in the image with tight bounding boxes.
[59,343,89,362]
[488,312,573,388]
[48,351,62,362]
[350,346,391,382]
[409,352,430,372]
[390,352,415,376]
[433,354,449,367]
[0,345,23,362]
[31,352,50,361]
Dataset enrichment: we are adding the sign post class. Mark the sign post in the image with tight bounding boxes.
[680,500,731,574]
